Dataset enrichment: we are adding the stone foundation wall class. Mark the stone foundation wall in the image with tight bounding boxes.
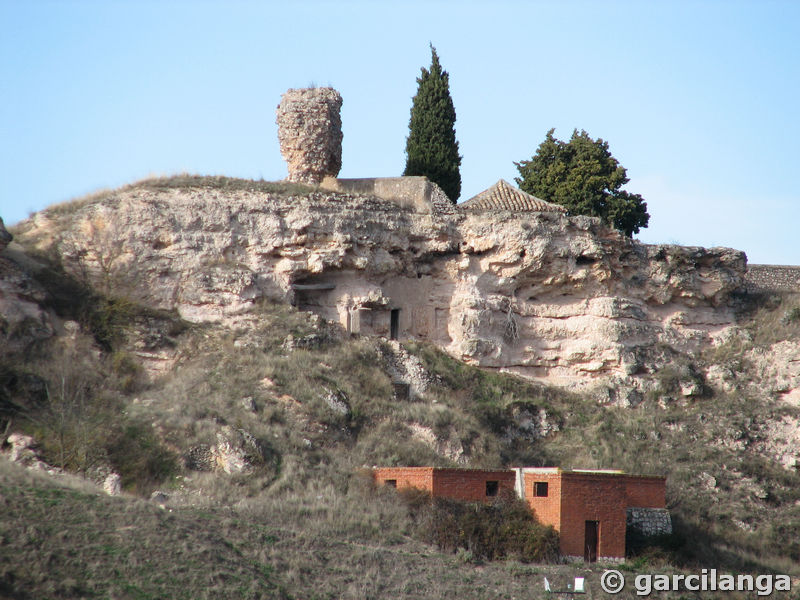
[626,507,672,536]
[745,264,800,293]
[319,176,455,214]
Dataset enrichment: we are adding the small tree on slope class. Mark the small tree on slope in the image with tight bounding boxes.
[403,45,462,203]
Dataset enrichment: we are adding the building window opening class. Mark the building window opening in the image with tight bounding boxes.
[385,479,397,488]
[486,481,499,497]
[390,309,400,340]
[534,482,549,497]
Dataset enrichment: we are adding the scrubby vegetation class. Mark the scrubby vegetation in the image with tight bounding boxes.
[400,487,559,563]
[3,222,800,596]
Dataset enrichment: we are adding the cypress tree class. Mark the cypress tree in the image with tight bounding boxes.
[403,45,462,203]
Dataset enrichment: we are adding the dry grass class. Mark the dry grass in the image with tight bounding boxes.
[5,233,800,593]
[0,461,288,600]
[33,175,315,222]
[747,294,800,347]
[1,461,731,600]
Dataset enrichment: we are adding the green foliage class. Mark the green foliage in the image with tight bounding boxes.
[514,128,650,236]
[401,489,560,563]
[132,174,316,196]
[403,45,462,203]
[13,339,177,494]
[106,421,180,494]
[111,351,144,393]
[22,251,186,352]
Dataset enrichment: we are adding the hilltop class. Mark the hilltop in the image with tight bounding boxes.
[2,175,800,598]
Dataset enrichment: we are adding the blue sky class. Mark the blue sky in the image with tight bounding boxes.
[2,0,798,264]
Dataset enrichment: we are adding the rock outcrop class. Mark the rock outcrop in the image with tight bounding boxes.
[103,473,122,496]
[0,238,54,353]
[12,182,747,395]
[276,87,343,184]
[186,427,273,475]
[0,217,12,251]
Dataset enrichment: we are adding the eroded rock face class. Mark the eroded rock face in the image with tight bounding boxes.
[3,433,57,473]
[0,247,54,354]
[0,217,12,251]
[103,473,122,496]
[276,87,343,184]
[13,185,747,394]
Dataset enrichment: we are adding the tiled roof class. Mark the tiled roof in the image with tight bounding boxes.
[459,179,567,213]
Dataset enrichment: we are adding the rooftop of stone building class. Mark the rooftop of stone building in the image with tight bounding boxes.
[459,179,567,213]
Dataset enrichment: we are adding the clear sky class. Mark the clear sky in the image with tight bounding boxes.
[2,0,798,264]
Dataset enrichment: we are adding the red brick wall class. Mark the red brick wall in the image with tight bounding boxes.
[624,476,666,508]
[372,467,434,492]
[523,472,562,530]
[371,467,515,502]
[432,469,516,502]
[374,467,666,561]
[559,474,628,559]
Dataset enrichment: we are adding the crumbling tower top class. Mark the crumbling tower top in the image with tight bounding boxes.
[276,87,343,185]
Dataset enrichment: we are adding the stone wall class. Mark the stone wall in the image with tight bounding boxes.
[319,176,455,214]
[276,87,342,184]
[626,507,673,536]
[746,264,800,293]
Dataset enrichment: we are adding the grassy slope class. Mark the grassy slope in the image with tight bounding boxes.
[4,294,798,597]
[0,462,287,600]
[1,461,728,600]
[4,178,800,597]
[0,461,624,600]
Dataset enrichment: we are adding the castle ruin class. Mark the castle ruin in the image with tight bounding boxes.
[276,87,343,184]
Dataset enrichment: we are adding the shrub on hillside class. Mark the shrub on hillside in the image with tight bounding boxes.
[15,338,178,494]
[400,488,559,563]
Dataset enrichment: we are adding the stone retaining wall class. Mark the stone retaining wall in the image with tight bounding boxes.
[627,507,672,536]
[320,176,455,214]
[745,264,800,293]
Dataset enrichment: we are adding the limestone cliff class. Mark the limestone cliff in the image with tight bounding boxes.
[0,218,54,352]
[10,179,747,399]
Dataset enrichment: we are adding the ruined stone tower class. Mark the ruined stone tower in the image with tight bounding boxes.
[276,87,343,184]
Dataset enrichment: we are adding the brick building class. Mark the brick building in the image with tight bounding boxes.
[515,468,667,562]
[372,466,669,562]
[372,467,516,501]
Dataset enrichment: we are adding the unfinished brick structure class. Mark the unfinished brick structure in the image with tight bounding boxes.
[372,467,515,502]
[372,466,668,562]
[517,468,667,562]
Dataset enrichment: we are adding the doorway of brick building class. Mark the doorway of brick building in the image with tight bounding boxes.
[390,309,400,340]
[584,521,599,562]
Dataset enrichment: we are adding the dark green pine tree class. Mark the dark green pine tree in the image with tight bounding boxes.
[515,129,650,237]
[403,45,462,203]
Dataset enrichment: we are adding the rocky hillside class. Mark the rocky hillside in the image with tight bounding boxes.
[12,175,746,399]
[2,176,800,598]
